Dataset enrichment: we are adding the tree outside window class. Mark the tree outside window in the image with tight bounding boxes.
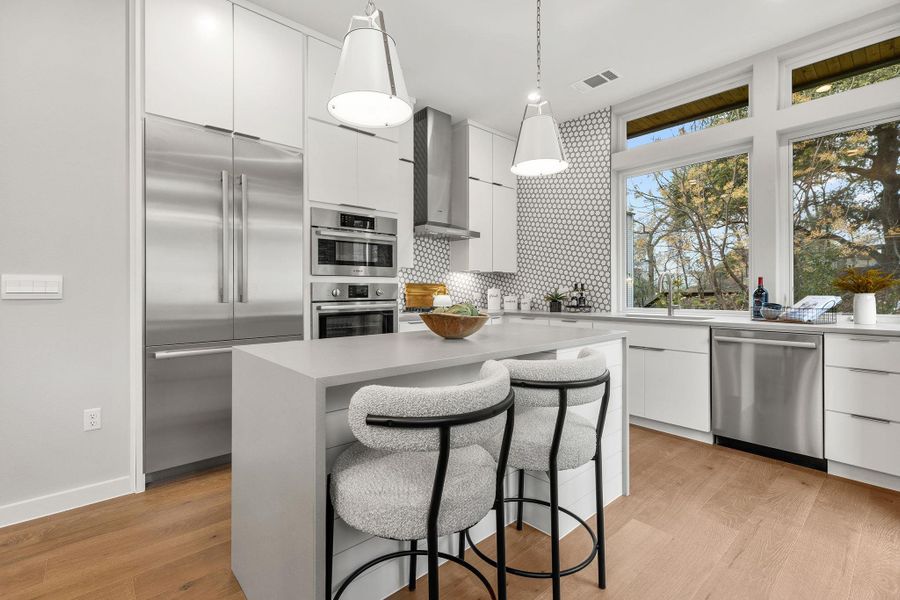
[627,152,749,311]
[792,118,900,314]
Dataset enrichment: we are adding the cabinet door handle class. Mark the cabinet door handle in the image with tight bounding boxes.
[399,158,414,164]
[520,317,535,320]
[154,347,232,360]
[468,176,481,182]
[492,182,504,187]
[239,174,249,303]
[234,131,261,140]
[338,124,376,137]
[204,124,232,134]
[848,367,890,375]
[850,414,891,424]
[561,319,578,323]
[848,337,890,343]
[630,345,665,352]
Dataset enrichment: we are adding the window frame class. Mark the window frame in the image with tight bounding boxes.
[611,10,900,320]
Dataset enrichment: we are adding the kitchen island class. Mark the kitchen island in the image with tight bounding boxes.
[231,323,627,600]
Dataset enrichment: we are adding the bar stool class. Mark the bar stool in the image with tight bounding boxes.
[467,347,611,600]
[326,361,516,600]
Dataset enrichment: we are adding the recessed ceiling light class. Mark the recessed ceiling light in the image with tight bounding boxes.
[815,84,833,93]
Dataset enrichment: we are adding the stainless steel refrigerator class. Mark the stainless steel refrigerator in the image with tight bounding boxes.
[144,117,303,482]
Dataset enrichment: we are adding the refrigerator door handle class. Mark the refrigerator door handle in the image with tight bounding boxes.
[239,173,249,304]
[220,170,231,303]
[153,347,233,360]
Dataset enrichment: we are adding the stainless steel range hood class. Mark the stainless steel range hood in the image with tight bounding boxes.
[413,107,480,241]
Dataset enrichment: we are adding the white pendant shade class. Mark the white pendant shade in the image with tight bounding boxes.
[329,10,412,129]
[511,100,568,177]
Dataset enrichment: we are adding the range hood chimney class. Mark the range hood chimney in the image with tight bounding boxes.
[413,107,480,241]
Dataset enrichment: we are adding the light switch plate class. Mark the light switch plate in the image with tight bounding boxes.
[1,274,64,300]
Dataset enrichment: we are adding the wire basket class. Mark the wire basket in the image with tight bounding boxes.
[758,300,838,324]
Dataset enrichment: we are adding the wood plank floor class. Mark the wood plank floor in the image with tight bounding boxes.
[1,426,897,599]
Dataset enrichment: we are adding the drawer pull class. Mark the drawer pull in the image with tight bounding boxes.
[630,345,665,352]
[847,337,890,343]
[850,414,891,424]
[848,368,890,375]
[561,319,578,323]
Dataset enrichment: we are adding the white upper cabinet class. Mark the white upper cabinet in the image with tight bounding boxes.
[358,134,399,213]
[398,116,414,162]
[450,179,493,272]
[491,135,517,189]
[307,119,357,206]
[233,7,304,148]
[491,185,517,272]
[146,0,233,130]
[450,122,518,272]
[307,120,399,212]
[467,126,493,182]
[306,37,340,125]
[397,160,414,268]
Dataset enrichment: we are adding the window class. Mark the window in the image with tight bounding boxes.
[626,153,750,310]
[626,85,749,148]
[793,119,900,314]
[792,36,900,104]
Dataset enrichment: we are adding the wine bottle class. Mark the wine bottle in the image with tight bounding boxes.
[752,277,768,320]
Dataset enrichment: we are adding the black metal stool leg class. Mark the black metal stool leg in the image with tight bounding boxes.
[495,500,508,600]
[549,468,562,600]
[595,456,606,589]
[515,469,525,531]
[427,527,440,599]
[408,540,418,590]
[326,475,334,600]
[458,530,466,560]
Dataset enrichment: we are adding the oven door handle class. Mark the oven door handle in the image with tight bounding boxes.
[315,229,397,243]
[315,302,399,312]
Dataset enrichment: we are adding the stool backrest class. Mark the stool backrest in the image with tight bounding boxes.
[348,360,511,452]
[502,347,606,408]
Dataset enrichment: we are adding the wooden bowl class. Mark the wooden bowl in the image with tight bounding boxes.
[419,312,489,339]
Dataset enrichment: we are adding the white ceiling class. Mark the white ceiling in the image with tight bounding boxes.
[259,0,896,135]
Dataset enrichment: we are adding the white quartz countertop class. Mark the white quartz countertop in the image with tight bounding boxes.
[236,323,626,386]
[483,310,900,337]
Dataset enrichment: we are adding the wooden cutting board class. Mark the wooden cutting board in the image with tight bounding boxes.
[405,283,448,309]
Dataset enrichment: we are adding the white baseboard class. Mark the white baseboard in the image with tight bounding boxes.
[0,476,133,528]
[827,461,900,493]
[630,415,714,444]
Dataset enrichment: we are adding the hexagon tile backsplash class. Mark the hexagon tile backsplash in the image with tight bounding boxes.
[399,107,613,312]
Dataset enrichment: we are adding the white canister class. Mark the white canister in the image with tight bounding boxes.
[520,293,534,311]
[853,293,877,325]
[503,296,518,311]
[487,288,502,311]
[433,294,453,308]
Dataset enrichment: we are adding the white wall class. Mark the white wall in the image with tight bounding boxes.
[0,0,132,525]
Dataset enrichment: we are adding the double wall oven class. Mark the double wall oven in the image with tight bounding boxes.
[311,207,397,277]
[311,282,399,339]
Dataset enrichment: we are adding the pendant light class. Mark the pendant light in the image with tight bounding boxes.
[329,0,413,129]
[511,0,568,177]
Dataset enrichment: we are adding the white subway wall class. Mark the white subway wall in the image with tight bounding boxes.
[0,0,132,524]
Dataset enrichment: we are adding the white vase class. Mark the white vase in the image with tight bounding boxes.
[853,293,876,325]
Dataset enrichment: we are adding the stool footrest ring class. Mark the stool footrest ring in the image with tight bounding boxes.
[465,497,599,579]
[332,548,497,600]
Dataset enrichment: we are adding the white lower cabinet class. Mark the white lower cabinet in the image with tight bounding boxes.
[824,333,900,480]
[642,349,709,431]
[549,318,594,329]
[506,316,550,327]
[398,319,428,333]
[628,347,645,417]
[825,411,900,477]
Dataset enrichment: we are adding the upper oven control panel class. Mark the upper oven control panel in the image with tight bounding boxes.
[310,207,398,235]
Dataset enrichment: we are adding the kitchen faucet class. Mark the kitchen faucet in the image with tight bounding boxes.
[659,273,679,316]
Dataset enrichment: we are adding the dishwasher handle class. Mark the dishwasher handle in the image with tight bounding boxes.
[714,335,817,349]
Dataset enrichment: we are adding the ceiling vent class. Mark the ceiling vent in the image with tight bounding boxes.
[571,69,620,93]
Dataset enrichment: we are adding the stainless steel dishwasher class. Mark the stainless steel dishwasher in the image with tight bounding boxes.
[711,328,825,470]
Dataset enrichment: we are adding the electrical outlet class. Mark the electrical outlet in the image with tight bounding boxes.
[84,408,101,431]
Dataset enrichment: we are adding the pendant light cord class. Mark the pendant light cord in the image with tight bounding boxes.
[536,0,542,93]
